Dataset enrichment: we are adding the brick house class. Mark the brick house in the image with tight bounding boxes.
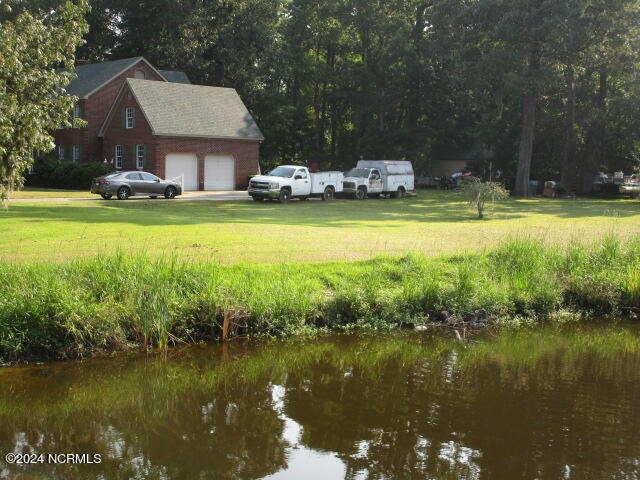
[54,57,263,190]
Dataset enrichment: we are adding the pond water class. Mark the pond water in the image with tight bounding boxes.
[1,324,639,479]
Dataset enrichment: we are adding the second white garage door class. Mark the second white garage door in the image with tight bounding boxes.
[204,155,235,190]
[165,153,198,191]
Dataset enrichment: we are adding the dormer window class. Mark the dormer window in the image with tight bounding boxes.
[125,107,135,129]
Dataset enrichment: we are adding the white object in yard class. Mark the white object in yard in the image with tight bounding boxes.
[169,174,184,188]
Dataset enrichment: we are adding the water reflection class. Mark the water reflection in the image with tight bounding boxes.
[0,326,639,479]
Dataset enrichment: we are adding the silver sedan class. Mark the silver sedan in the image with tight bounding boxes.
[90,171,183,200]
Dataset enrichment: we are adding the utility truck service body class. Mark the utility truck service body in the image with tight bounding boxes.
[248,165,343,203]
[342,160,415,199]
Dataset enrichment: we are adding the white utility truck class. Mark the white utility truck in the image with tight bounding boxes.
[342,160,415,199]
[248,165,344,203]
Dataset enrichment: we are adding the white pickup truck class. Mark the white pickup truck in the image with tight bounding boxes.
[248,165,344,203]
[342,160,415,199]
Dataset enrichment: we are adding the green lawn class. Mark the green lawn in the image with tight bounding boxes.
[2,190,639,263]
[9,188,91,199]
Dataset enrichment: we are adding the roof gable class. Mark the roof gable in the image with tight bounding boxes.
[159,70,191,84]
[65,57,166,99]
[103,79,263,141]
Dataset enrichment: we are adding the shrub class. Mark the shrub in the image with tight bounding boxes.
[460,177,510,219]
[27,156,114,190]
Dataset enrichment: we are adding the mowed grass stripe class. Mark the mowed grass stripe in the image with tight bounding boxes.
[1,190,639,263]
[9,188,94,199]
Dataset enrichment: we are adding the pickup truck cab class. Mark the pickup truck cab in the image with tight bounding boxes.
[342,160,415,199]
[248,165,344,203]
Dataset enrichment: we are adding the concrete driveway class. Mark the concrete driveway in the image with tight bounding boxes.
[179,190,251,201]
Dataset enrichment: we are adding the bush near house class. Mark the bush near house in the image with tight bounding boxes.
[26,157,114,190]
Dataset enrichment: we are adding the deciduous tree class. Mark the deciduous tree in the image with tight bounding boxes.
[0,0,89,202]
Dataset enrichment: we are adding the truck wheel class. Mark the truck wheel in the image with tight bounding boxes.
[355,187,367,200]
[393,187,405,199]
[278,189,291,204]
[322,187,334,201]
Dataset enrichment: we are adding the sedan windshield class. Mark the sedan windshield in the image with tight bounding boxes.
[268,166,296,178]
[344,168,371,178]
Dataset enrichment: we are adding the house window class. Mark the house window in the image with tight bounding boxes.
[136,144,146,169]
[134,69,146,79]
[72,145,80,162]
[126,107,135,129]
[115,145,123,169]
[58,145,65,160]
[70,103,82,128]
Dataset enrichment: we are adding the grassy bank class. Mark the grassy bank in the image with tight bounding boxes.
[1,237,639,363]
[2,191,640,263]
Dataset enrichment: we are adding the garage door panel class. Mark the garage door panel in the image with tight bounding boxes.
[165,153,198,191]
[204,155,235,190]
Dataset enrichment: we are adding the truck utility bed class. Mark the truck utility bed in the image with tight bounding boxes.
[311,171,344,194]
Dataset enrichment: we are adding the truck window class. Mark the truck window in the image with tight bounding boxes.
[371,170,380,179]
[344,168,370,178]
[295,169,308,179]
[269,166,296,178]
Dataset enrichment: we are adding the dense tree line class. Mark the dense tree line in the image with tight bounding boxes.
[3,0,637,196]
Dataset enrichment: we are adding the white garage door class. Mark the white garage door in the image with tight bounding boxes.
[165,153,198,191]
[204,155,235,190]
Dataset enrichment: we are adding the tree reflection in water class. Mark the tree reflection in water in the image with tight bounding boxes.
[0,326,639,479]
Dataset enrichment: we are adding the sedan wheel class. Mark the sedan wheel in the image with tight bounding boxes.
[164,186,177,199]
[117,187,130,200]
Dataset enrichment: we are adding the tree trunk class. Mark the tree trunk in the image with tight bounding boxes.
[406,2,429,130]
[513,49,540,197]
[581,68,608,191]
[513,91,536,197]
[560,65,577,191]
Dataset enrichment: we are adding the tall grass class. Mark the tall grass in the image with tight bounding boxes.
[1,237,639,362]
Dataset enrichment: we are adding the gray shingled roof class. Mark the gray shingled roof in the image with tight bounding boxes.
[159,70,191,84]
[65,57,143,98]
[127,78,264,141]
